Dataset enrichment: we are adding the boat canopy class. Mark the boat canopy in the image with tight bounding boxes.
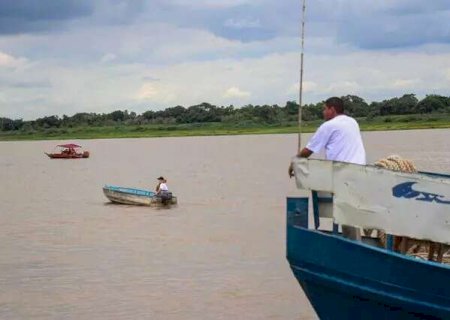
[57,144,81,148]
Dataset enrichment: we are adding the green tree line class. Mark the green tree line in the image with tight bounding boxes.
[1,94,449,132]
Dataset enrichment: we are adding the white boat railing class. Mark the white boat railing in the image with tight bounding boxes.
[292,158,450,245]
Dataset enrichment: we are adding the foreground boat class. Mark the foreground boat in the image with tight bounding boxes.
[287,159,450,319]
[45,143,89,159]
[103,185,177,206]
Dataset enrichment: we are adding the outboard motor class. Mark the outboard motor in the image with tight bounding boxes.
[159,191,173,204]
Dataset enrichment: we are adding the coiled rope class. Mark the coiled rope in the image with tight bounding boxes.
[374,155,417,173]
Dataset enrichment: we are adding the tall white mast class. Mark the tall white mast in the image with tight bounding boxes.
[298,0,307,151]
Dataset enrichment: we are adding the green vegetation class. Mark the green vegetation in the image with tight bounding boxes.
[1,94,449,141]
[1,114,449,141]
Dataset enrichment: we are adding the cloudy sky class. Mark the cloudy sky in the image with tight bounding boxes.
[0,0,449,120]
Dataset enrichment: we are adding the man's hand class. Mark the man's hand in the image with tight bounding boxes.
[289,148,313,178]
[288,162,294,178]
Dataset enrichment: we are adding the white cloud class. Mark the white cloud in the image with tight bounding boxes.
[392,79,420,88]
[2,45,450,120]
[326,81,360,94]
[289,81,318,95]
[149,25,240,62]
[100,53,117,63]
[169,0,254,8]
[444,68,450,82]
[224,18,261,29]
[223,86,251,98]
[0,1,449,120]
[0,51,26,68]
[136,83,159,100]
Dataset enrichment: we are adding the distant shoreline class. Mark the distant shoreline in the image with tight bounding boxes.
[1,115,449,141]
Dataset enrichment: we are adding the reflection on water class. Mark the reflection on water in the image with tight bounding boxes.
[0,129,449,319]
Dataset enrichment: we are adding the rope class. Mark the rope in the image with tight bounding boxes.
[374,155,417,173]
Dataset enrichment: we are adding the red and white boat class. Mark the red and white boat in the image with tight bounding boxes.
[45,143,89,159]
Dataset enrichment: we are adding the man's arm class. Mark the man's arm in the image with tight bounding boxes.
[288,121,327,177]
[298,147,313,158]
[288,147,313,178]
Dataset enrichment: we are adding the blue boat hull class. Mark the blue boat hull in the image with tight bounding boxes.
[103,185,177,206]
[287,197,450,320]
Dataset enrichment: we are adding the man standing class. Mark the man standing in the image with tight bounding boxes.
[289,96,366,240]
[292,96,366,166]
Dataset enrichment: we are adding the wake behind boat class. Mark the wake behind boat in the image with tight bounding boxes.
[103,185,177,206]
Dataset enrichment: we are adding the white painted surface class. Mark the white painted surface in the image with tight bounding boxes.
[292,158,450,244]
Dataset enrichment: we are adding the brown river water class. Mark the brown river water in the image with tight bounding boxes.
[0,129,449,319]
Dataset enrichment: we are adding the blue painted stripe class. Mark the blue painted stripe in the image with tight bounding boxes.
[104,185,155,197]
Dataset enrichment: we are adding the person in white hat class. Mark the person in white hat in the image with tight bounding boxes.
[156,176,171,204]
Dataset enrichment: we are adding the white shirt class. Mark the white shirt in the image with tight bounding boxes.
[159,183,169,191]
[306,115,366,165]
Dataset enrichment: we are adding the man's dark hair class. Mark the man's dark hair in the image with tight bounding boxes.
[325,97,344,114]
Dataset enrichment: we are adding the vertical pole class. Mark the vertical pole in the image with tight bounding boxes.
[386,235,394,251]
[311,190,320,230]
[298,0,306,152]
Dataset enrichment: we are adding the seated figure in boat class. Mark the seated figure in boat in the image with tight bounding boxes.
[289,96,366,240]
[156,176,172,204]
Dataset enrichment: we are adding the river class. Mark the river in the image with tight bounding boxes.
[0,129,449,319]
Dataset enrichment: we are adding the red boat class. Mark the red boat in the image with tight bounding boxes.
[45,144,90,159]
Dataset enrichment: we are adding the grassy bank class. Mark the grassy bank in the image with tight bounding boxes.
[1,114,449,141]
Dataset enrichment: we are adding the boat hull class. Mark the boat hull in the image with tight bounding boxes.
[287,197,450,320]
[103,186,177,207]
[45,152,89,159]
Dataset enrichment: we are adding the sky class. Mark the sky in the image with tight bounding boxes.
[0,0,449,120]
